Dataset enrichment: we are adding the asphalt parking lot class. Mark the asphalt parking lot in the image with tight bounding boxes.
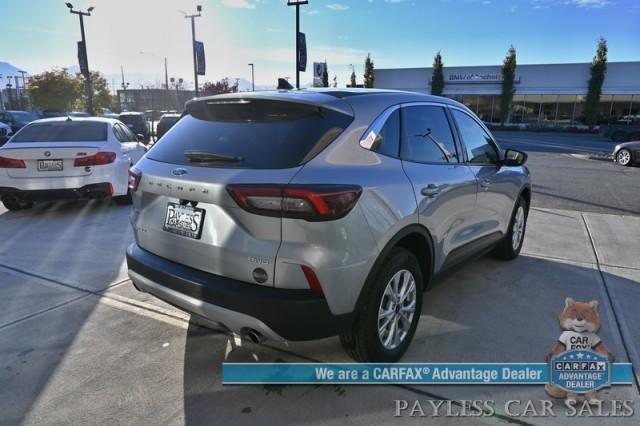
[0,132,639,425]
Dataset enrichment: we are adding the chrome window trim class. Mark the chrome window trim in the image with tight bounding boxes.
[359,104,401,150]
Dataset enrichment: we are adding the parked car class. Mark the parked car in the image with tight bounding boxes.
[66,111,91,118]
[606,119,640,142]
[155,113,181,140]
[0,117,146,210]
[0,110,38,133]
[0,122,12,146]
[612,140,640,166]
[118,112,150,144]
[126,89,531,362]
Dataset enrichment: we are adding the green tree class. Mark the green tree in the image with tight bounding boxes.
[201,78,239,96]
[75,71,112,113]
[363,53,375,88]
[27,68,82,112]
[350,68,357,88]
[500,45,517,124]
[431,51,445,96]
[584,37,608,130]
[322,61,329,88]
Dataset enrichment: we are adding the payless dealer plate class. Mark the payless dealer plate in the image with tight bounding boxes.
[163,202,205,239]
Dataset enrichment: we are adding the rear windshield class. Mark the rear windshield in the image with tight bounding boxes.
[119,115,144,125]
[11,121,108,142]
[147,99,353,169]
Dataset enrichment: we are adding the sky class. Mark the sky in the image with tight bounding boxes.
[1,0,638,91]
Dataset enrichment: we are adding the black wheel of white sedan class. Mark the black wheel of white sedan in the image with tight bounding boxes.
[616,149,632,166]
[339,247,423,362]
[492,195,528,260]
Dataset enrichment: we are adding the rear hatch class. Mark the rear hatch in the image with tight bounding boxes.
[133,94,354,286]
[2,120,109,178]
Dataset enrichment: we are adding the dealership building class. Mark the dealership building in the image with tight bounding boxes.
[374,62,640,125]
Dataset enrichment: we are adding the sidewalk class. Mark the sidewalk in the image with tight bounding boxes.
[0,204,638,424]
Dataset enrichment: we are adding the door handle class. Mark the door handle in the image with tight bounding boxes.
[421,184,441,197]
[479,179,491,191]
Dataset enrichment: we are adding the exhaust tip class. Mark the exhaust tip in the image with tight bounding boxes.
[241,328,266,344]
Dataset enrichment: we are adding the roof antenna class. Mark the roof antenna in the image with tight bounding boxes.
[277,78,294,90]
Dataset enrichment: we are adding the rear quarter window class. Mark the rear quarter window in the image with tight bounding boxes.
[147,99,353,169]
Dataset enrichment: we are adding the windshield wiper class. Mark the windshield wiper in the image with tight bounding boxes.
[184,150,244,163]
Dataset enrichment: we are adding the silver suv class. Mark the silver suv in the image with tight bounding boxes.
[126,89,531,362]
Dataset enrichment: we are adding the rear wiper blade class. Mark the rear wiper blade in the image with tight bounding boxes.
[184,150,244,163]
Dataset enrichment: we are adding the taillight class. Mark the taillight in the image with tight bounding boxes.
[226,184,362,221]
[128,167,142,191]
[0,156,26,169]
[74,152,117,167]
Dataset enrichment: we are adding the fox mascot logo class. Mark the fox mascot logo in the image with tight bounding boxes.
[545,298,612,404]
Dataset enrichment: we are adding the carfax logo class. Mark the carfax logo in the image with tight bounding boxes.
[545,298,613,405]
[550,350,610,394]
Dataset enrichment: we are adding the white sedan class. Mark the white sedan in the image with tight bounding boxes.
[0,117,146,210]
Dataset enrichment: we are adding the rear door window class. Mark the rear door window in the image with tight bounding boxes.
[401,105,458,164]
[11,121,108,142]
[147,99,353,169]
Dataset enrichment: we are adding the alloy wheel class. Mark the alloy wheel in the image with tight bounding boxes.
[378,269,417,350]
[512,206,526,251]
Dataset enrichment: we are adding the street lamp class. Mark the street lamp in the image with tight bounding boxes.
[248,63,255,92]
[140,51,170,92]
[287,0,308,89]
[184,5,202,97]
[66,3,94,115]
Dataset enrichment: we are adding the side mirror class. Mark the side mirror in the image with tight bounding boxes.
[502,149,527,167]
[136,133,145,143]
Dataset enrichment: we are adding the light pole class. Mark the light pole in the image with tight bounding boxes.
[66,3,94,115]
[248,63,255,92]
[287,0,308,89]
[5,83,12,110]
[185,5,202,97]
[140,51,169,92]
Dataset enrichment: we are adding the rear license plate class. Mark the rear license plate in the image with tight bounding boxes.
[163,202,205,239]
[37,159,63,171]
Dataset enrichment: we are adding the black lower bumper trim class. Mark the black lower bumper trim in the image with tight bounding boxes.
[0,183,112,202]
[126,243,353,341]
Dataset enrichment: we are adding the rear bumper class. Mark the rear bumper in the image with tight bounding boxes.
[126,243,353,341]
[0,183,113,201]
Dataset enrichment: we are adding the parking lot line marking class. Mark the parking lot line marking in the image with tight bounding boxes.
[0,293,92,331]
[97,296,190,330]
[582,213,640,394]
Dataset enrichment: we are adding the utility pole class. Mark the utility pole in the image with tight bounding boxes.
[13,76,21,109]
[120,66,129,111]
[66,3,94,115]
[248,63,255,92]
[18,71,28,109]
[185,5,202,97]
[287,1,308,89]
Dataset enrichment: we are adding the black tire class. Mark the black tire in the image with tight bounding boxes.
[2,198,33,211]
[616,149,632,167]
[339,247,423,362]
[113,191,132,205]
[491,195,529,260]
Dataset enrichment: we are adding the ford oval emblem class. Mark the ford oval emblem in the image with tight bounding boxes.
[44,151,51,157]
[172,168,188,176]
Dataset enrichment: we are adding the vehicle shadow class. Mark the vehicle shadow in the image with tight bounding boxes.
[180,254,640,424]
